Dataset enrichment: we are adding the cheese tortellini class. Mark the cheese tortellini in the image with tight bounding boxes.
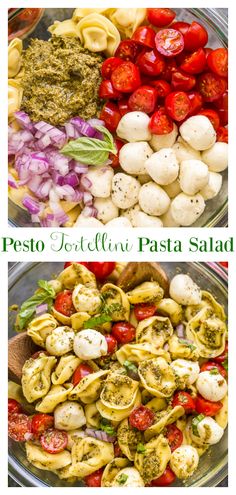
[22,354,57,403]
[77,14,120,56]
[69,437,114,477]
[138,357,177,398]
[136,315,173,347]
[27,313,58,347]
[186,307,227,358]
[134,434,171,484]
[8,38,23,78]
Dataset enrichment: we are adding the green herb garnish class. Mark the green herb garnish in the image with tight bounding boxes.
[100,418,115,436]
[178,338,196,351]
[123,360,138,374]
[136,442,146,453]
[117,473,128,485]
[209,367,219,375]
[192,414,205,437]
[61,126,117,165]
[84,314,112,329]
[15,280,55,331]
[222,360,228,373]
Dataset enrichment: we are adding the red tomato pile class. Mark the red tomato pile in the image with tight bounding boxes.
[99,8,228,147]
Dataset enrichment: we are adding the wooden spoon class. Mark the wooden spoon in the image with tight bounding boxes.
[8,332,38,384]
[117,262,169,296]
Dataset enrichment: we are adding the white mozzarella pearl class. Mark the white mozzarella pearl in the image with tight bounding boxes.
[173,138,201,161]
[179,159,209,195]
[170,446,199,479]
[160,206,180,227]
[73,329,108,360]
[105,216,132,228]
[81,166,114,198]
[139,182,170,216]
[94,197,119,224]
[72,284,101,315]
[111,173,141,209]
[149,123,178,151]
[116,111,151,142]
[112,467,145,487]
[163,179,181,199]
[74,215,103,228]
[54,401,86,430]
[133,211,163,227]
[170,274,201,305]
[121,204,141,226]
[191,416,224,445]
[170,192,205,226]
[202,142,228,172]
[119,141,153,175]
[199,171,223,200]
[196,370,228,401]
[46,326,74,356]
[179,116,216,151]
[145,148,179,186]
[171,359,200,386]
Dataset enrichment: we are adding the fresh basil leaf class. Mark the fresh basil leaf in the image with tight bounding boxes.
[83,313,112,329]
[209,367,220,375]
[38,279,55,297]
[136,442,146,453]
[123,360,138,374]
[61,127,116,165]
[100,418,115,436]
[192,414,205,437]
[15,280,55,331]
[117,473,128,485]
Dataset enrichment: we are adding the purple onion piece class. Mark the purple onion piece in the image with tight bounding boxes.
[176,324,185,338]
[22,195,41,214]
[36,303,48,315]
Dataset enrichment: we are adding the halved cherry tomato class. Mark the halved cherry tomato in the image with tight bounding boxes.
[171,70,196,91]
[64,262,89,269]
[137,49,165,77]
[195,395,223,416]
[88,262,116,280]
[180,48,206,74]
[54,290,75,317]
[161,58,177,81]
[100,102,121,132]
[165,424,183,452]
[205,47,213,57]
[85,468,104,487]
[219,261,228,268]
[72,363,93,386]
[183,21,208,51]
[115,40,140,62]
[109,138,124,168]
[165,91,190,121]
[111,61,141,93]
[197,72,227,102]
[101,57,123,79]
[8,399,22,416]
[112,321,136,344]
[128,85,158,113]
[207,48,228,78]
[134,303,157,321]
[132,26,156,49]
[118,98,130,116]
[200,361,227,379]
[217,126,228,143]
[150,79,171,98]
[147,8,176,28]
[40,428,68,454]
[150,466,176,486]
[155,29,184,57]
[188,91,203,115]
[214,342,228,364]
[31,414,54,437]
[8,413,32,442]
[99,80,121,100]
[129,405,155,431]
[214,91,228,125]
[105,334,118,355]
[197,108,220,130]
[172,391,196,414]
[171,21,190,36]
[149,107,174,135]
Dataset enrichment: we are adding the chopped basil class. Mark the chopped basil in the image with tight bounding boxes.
[123,360,139,380]
[117,473,128,485]
[192,414,205,437]
[222,360,228,373]
[209,367,220,375]
[15,280,55,331]
[136,443,146,453]
[178,338,196,351]
[84,314,112,329]
[100,418,115,436]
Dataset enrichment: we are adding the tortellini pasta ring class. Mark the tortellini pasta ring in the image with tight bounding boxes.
[96,390,141,422]
[109,8,146,38]
[77,14,121,56]
[101,457,131,487]
[68,369,109,404]
[27,313,58,347]
[26,442,71,471]
[100,283,130,321]
[8,38,22,78]
[156,298,183,326]
[138,357,177,398]
[35,384,74,413]
[58,263,97,290]
[127,281,164,305]
[69,437,114,478]
[51,354,81,385]
[100,372,139,409]
[117,418,142,461]
[116,342,171,365]
[186,306,227,358]
[134,434,171,484]
[8,79,23,118]
[136,315,173,348]
[48,19,80,37]
[22,354,57,403]
[144,405,185,441]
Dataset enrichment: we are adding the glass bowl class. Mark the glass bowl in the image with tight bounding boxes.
[8,8,228,228]
[8,261,228,487]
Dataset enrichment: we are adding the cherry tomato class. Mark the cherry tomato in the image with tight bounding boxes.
[219,261,228,268]
[8,399,22,416]
[118,98,130,116]
[147,8,176,28]
[100,102,121,132]
[205,47,213,57]
[99,80,122,100]
[85,468,104,487]
[115,40,141,62]
[40,428,68,454]
[150,466,176,486]
[161,58,177,81]
[180,48,206,74]
[111,61,141,93]
[195,395,223,416]
[88,262,116,280]
[214,91,228,125]
[134,303,157,321]
[112,321,136,344]
[105,334,118,354]
[109,138,124,168]
[172,391,196,414]
[128,85,158,113]
[64,262,89,269]
[188,91,203,115]
[149,107,174,135]
[214,342,228,364]
[165,424,183,452]
[150,79,171,98]
[183,21,208,51]
[197,72,227,102]
[8,413,32,442]
[54,290,75,317]
[155,29,184,58]
[132,26,156,49]
[207,48,228,78]
[101,57,123,79]
[165,91,190,121]
[31,414,54,437]
[137,49,165,77]
[171,21,190,36]
[72,363,93,386]
[197,109,220,130]
[171,70,196,91]
[217,127,228,143]
[129,405,155,431]
[200,361,227,379]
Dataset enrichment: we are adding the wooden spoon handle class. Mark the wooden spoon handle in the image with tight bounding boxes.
[8,332,38,384]
[117,262,169,296]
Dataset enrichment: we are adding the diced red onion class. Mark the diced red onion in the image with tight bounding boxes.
[85,429,116,443]
[73,163,89,174]
[36,303,48,315]
[22,195,41,214]
[163,343,169,351]
[87,118,105,127]
[80,176,92,190]
[36,134,52,149]
[63,171,79,187]
[28,153,49,174]
[8,173,18,189]
[81,206,98,218]
[176,324,185,338]
[83,191,93,206]
[14,111,34,132]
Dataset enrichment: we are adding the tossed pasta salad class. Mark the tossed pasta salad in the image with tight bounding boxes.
[8,262,228,486]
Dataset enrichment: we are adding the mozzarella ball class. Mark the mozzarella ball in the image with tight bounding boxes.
[202,142,228,172]
[54,401,86,431]
[74,215,103,228]
[160,206,180,227]
[150,123,178,151]
[163,180,181,199]
[116,111,151,142]
[81,166,114,198]
[179,160,209,195]
[170,193,205,226]
[145,148,179,186]
[196,370,228,401]
[173,138,201,161]
[139,182,170,216]
[171,359,200,387]
[191,416,224,445]
[112,467,145,487]
[72,284,101,315]
[138,173,151,185]
[200,171,222,200]
[119,141,153,175]
[46,326,74,356]
[73,329,108,360]
[170,446,199,479]
[112,173,141,209]
[180,116,216,151]
[94,197,119,224]
[133,211,163,227]
[105,217,132,228]
[121,203,141,225]
[170,274,201,305]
